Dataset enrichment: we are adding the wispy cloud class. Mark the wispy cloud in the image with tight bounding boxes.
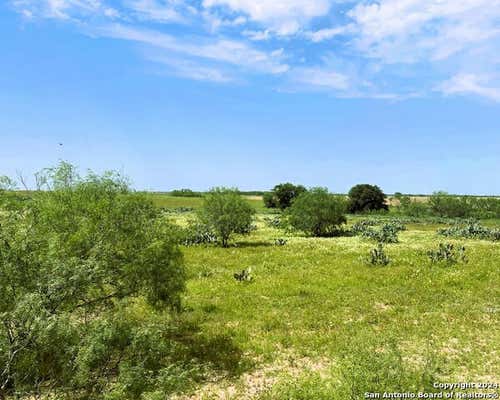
[125,0,191,23]
[96,23,289,74]
[202,0,332,36]
[9,0,500,102]
[437,73,500,102]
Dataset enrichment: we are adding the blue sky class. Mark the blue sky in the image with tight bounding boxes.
[1,0,499,194]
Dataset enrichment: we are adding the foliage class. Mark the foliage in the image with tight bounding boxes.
[427,243,467,264]
[398,195,431,217]
[170,189,202,197]
[197,187,255,247]
[180,222,218,246]
[369,243,391,265]
[265,183,307,210]
[263,192,278,209]
[428,192,500,219]
[0,176,17,191]
[438,219,500,241]
[234,268,253,282]
[352,219,406,243]
[286,188,347,237]
[348,184,388,213]
[264,215,283,228]
[0,162,186,399]
[429,191,470,218]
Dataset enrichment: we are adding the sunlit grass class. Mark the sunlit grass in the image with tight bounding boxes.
[171,210,499,399]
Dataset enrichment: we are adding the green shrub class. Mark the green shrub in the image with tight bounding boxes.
[427,243,467,264]
[0,162,186,398]
[234,268,253,282]
[181,222,218,246]
[263,192,278,208]
[398,196,431,217]
[170,189,201,197]
[286,188,347,237]
[352,220,406,243]
[264,215,283,228]
[348,184,388,213]
[198,187,255,247]
[438,219,500,241]
[369,243,390,265]
[429,192,471,218]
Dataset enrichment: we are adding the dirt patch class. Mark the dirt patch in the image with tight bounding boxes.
[173,352,334,400]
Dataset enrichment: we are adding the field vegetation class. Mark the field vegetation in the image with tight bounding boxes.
[0,163,498,399]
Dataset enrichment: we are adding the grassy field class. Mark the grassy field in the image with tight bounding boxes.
[152,195,500,400]
[147,193,269,212]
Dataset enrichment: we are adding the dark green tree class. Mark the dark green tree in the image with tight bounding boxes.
[348,184,388,213]
[286,188,347,237]
[266,183,307,210]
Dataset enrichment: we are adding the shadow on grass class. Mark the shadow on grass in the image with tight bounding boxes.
[233,241,274,248]
[167,317,253,377]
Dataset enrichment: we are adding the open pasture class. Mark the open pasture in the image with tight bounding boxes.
[161,198,500,399]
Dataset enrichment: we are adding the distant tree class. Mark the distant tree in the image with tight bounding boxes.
[170,189,201,197]
[266,183,307,210]
[0,176,17,191]
[348,184,388,213]
[286,188,347,237]
[429,191,471,218]
[198,187,255,247]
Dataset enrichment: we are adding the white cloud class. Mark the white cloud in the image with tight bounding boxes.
[202,0,332,35]
[97,24,289,74]
[348,0,500,63]
[125,0,190,23]
[242,29,270,41]
[147,54,235,82]
[291,67,350,90]
[438,73,500,102]
[304,25,352,42]
[12,0,103,20]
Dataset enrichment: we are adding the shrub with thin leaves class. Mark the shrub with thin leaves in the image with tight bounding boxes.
[197,187,256,247]
[0,162,186,399]
[286,188,347,237]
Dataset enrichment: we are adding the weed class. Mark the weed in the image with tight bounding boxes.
[369,243,391,265]
[427,243,467,264]
[234,267,253,282]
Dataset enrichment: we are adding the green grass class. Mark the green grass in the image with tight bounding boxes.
[167,210,499,399]
[147,193,268,212]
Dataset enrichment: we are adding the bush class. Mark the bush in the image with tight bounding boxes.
[286,188,347,237]
[348,184,388,213]
[369,243,390,265]
[198,187,255,247]
[352,219,406,243]
[170,189,201,197]
[0,162,186,398]
[438,219,500,241]
[263,192,278,208]
[429,192,470,218]
[428,192,500,219]
[181,222,218,246]
[398,196,431,217]
[265,183,307,210]
[428,243,467,264]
